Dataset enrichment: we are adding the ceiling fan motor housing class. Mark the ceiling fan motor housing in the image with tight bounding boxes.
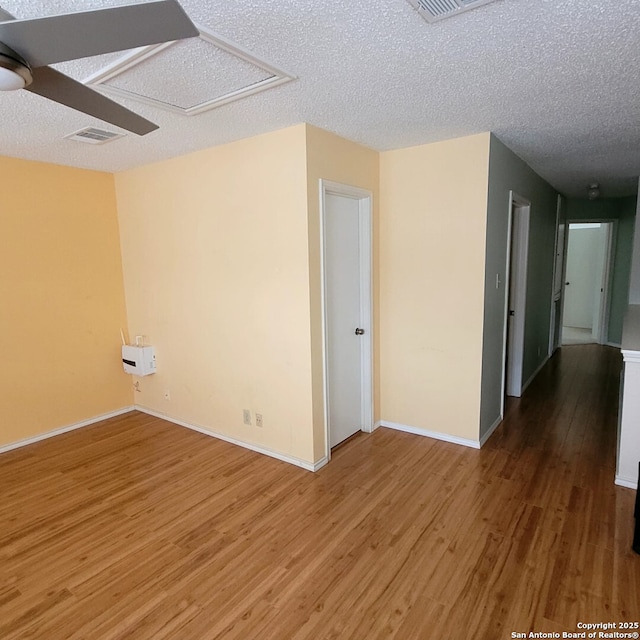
[0,0,198,132]
[0,42,33,89]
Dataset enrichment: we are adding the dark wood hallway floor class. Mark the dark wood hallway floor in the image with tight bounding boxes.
[0,345,638,639]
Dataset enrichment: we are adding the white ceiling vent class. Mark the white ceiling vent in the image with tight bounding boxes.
[408,0,499,23]
[64,127,126,145]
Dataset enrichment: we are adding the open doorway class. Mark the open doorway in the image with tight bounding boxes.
[562,222,613,345]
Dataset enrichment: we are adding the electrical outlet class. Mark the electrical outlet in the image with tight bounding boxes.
[256,413,263,428]
[164,389,171,401]
[243,409,252,426]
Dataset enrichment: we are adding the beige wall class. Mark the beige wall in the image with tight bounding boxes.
[115,125,317,463]
[379,134,491,441]
[304,125,380,459]
[3,125,498,460]
[0,156,131,447]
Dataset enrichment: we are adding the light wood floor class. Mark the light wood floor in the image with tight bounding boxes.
[1,345,638,639]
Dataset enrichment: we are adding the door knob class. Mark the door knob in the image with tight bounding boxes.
[565,281,570,285]
[355,328,365,335]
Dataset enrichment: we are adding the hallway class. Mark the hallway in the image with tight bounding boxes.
[485,344,638,631]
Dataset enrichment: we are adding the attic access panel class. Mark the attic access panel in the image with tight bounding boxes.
[82,26,295,115]
[408,0,499,23]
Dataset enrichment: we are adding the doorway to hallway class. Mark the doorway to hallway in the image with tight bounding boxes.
[562,222,613,345]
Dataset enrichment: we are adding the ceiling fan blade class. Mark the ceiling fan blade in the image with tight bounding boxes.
[0,0,198,68]
[26,66,158,136]
[0,6,15,21]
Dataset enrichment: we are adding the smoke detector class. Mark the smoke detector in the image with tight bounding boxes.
[408,0,499,23]
[587,183,601,200]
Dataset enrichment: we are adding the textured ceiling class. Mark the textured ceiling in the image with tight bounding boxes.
[106,42,268,107]
[1,0,639,198]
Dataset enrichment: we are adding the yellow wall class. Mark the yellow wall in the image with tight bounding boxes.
[115,126,317,463]
[379,134,491,441]
[2,126,495,460]
[304,125,380,459]
[0,156,132,446]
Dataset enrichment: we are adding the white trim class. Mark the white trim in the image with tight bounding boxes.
[549,195,565,356]
[499,193,514,415]
[319,179,374,459]
[501,192,531,407]
[310,456,330,472]
[0,406,134,455]
[320,180,373,200]
[319,184,330,461]
[621,349,640,364]
[84,25,296,117]
[521,354,550,395]
[558,208,570,348]
[562,218,618,347]
[504,193,531,399]
[378,420,481,449]
[597,222,616,345]
[615,476,639,489]
[358,193,374,434]
[480,416,503,447]
[135,406,322,472]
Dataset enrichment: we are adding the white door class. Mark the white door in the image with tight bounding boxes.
[504,194,530,398]
[322,183,372,449]
[549,196,566,355]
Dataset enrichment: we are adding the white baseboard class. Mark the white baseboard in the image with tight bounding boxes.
[615,475,638,489]
[521,355,550,395]
[375,420,480,449]
[312,456,330,472]
[480,415,503,447]
[0,406,135,455]
[135,405,321,472]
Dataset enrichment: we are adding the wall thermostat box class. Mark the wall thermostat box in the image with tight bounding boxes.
[122,345,156,376]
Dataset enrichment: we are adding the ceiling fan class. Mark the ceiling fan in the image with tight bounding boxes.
[0,0,199,135]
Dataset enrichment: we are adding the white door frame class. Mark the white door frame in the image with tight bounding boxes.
[561,219,616,345]
[502,191,531,402]
[319,179,373,461]
[548,194,565,356]
[594,222,615,344]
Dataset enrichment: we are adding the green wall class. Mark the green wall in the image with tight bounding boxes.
[480,135,559,437]
[480,153,637,438]
[565,196,637,345]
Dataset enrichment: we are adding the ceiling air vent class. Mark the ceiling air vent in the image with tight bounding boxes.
[64,127,126,145]
[408,0,498,23]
